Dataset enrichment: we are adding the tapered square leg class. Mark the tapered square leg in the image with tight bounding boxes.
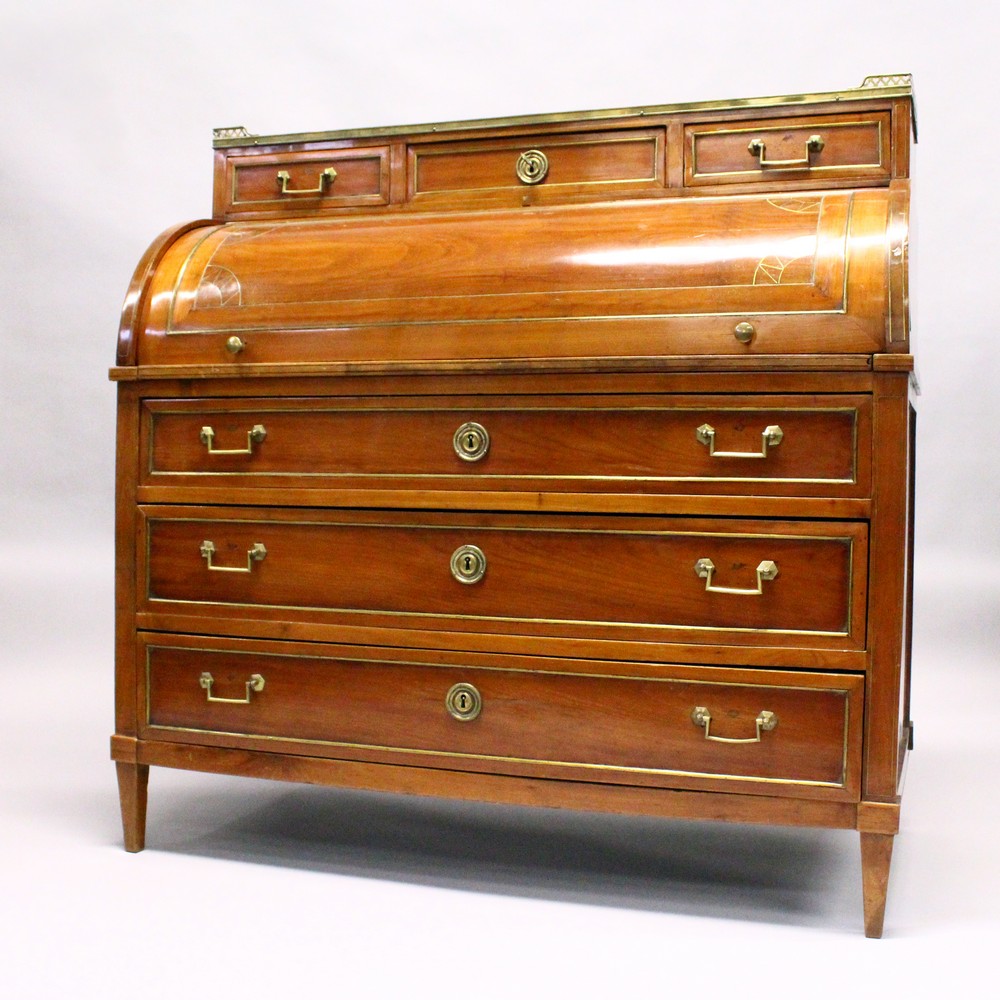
[116,762,149,853]
[860,832,894,938]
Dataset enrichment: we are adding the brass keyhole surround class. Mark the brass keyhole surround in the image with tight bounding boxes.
[446,682,483,721]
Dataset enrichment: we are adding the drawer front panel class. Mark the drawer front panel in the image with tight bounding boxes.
[409,129,664,204]
[685,112,890,185]
[143,639,862,799]
[224,147,390,215]
[142,510,867,648]
[142,395,869,497]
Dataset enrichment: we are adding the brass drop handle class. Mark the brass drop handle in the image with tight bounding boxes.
[695,558,778,595]
[696,423,783,458]
[277,166,337,194]
[200,671,265,704]
[200,424,267,455]
[200,540,267,572]
[691,706,778,744]
[747,134,824,169]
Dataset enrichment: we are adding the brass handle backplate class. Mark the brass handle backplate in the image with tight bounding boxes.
[200,424,267,455]
[200,671,265,704]
[696,423,783,458]
[516,149,549,184]
[747,134,824,169]
[451,544,487,584]
[277,166,337,194]
[446,682,482,722]
[453,422,490,462]
[200,540,267,572]
[691,706,778,744]
[695,558,778,595]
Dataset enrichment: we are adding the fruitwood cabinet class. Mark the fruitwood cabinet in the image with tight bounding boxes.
[112,75,916,936]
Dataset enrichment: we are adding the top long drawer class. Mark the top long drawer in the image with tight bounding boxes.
[140,394,871,500]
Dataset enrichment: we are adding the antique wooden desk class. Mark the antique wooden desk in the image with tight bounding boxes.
[111,75,916,936]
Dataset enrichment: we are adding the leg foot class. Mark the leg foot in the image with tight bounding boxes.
[116,762,149,853]
[860,831,894,938]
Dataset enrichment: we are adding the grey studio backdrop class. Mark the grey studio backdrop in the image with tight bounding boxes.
[2,2,998,997]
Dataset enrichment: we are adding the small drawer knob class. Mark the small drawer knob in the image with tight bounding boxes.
[225,335,245,354]
[733,322,755,345]
[516,149,549,185]
[453,421,490,462]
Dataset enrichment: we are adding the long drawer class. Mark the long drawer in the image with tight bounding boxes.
[141,636,863,800]
[140,508,867,650]
[140,394,870,499]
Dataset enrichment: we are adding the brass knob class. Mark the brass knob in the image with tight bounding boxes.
[225,335,245,354]
[450,544,487,584]
[733,322,755,345]
[445,682,482,722]
[516,149,549,185]
[453,422,490,462]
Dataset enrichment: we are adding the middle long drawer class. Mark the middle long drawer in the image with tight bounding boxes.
[140,508,867,651]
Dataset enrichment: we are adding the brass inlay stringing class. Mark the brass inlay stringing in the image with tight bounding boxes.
[695,558,778,596]
[200,540,267,573]
[200,424,266,456]
[445,682,482,722]
[453,421,490,462]
[515,149,549,184]
[199,671,265,704]
[691,706,778,744]
[277,166,337,195]
[696,423,783,458]
[747,134,825,169]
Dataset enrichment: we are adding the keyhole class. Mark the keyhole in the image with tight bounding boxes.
[467,434,476,450]
[459,693,469,710]
[464,555,473,573]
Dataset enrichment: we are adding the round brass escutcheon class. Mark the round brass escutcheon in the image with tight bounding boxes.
[446,682,482,722]
[733,322,755,345]
[226,335,245,354]
[453,421,490,462]
[450,544,487,584]
[515,149,549,185]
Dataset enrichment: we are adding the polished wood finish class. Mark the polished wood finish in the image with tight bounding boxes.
[113,78,916,935]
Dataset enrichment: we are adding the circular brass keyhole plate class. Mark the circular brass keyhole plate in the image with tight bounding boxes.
[516,149,549,185]
[450,544,487,584]
[445,682,482,722]
[453,421,490,462]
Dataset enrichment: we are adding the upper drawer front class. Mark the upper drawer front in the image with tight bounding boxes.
[409,129,664,206]
[221,147,390,216]
[143,638,863,800]
[141,509,867,650]
[685,112,891,186]
[141,394,869,499]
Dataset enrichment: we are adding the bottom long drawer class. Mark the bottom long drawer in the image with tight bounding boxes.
[139,635,863,801]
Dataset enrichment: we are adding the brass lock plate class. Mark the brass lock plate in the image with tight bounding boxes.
[445,682,482,721]
[453,421,490,462]
[450,544,487,584]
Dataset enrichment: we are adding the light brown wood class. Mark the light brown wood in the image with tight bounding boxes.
[112,77,917,936]
[115,762,149,853]
[860,832,895,937]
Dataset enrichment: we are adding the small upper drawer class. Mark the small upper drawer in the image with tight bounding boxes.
[408,128,665,205]
[220,146,390,216]
[684,112,891,186]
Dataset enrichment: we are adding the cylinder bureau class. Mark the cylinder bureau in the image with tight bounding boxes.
[111,74,917,937]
